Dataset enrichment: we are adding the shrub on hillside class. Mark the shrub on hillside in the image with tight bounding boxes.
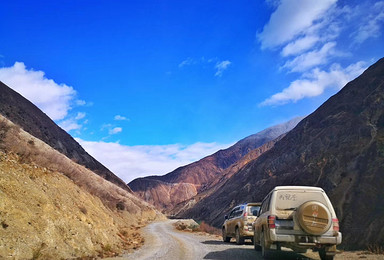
[197,221,221,235]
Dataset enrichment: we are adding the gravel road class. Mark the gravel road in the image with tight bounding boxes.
[109,219,383,260]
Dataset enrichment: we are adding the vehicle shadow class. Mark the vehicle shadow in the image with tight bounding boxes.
[265,250,316,260]
[202,240,226,245]
[203,247,315,260]
[201,240,253,245]
[203,247,258,260]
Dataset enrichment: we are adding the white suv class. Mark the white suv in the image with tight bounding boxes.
[253,186,342,260]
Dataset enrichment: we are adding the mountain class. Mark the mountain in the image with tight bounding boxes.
[0,81,130,192]
[128,117,303,211]
[170,133,286,217]
[0,112,163,259]
[179,57,384,249]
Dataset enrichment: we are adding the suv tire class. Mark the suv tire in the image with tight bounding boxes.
[222,228,231,242]
[253,232,261,251]
[235,227,244,245]
[260,231,270,258]
[297,201,331,235]
[319,248,335,260]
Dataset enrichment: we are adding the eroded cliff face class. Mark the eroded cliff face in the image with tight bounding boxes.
[132,179,198,210]
[0,115,163,259]
[170,134,285,217]
[129,118,302,212]
[179,57,384,249]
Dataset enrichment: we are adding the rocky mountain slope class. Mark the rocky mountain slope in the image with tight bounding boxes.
[0,81,130,192]
[170,134,286,217]
[129,117,302,211]
[0,113,163,259]
[179,57,384,249]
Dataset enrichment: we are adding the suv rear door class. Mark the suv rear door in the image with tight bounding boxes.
[254,193,272,235]
[227,206,240,236]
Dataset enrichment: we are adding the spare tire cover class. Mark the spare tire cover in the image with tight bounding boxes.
[297,201,331,235]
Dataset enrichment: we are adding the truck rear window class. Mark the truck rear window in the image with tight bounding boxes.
[275,191,327,210]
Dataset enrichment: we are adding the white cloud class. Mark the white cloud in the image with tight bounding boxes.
[179,57,231,76]
[75,112,86,120]
[178,57,195,68]
[101,123,112,130]
[0,62,76,120]
[258,0,336,49]
[282,42,336,72]
[59,118,82,132]
[76,100,87,106]
[260,61,366,106]
[76,139,232,183]
[352,1,384,44]
[281,35,320,57]
[114,115,129,121]
[215,60,231,77]
[109,127,122,135]
[257,0,381,106]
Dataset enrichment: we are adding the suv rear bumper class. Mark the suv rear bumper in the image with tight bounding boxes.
[269,230,342,245]
[241,226,254,237]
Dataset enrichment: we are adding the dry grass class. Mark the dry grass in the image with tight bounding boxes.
[196,221,221,235]
[367,244,384,255]
[174,220,220,236]
[0,114,165,259]
[0,115,160,217]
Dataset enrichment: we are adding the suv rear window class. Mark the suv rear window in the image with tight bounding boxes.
[248,206,260,216]
[275,190,327,210]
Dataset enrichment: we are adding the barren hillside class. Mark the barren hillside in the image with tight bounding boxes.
[0,114,163,259]
[0,81,130,192]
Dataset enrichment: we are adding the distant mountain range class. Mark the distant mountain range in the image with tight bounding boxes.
[177,57,384,249]
[128,117,303,211]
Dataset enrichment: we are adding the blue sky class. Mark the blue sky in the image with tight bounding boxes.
[1,0,384,182]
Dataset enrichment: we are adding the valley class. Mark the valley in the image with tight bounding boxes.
[129,57,384,251]
[1,57,384,258]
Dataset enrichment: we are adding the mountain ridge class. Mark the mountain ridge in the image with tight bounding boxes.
[129,117,303,211]
[0,81,131,192]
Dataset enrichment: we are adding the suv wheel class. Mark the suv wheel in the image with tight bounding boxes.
[319,248,335,260]
[260,231,270,258]
[222,228,231,242]
[235,227,244,245]
[253,232,261,251]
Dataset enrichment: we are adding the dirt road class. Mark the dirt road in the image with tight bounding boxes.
[110,220,383,260]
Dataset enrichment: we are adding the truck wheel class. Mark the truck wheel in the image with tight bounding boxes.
[235,227,244,245]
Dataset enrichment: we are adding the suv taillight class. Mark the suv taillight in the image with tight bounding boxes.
[332,218,339,232]
[268,215,276,229]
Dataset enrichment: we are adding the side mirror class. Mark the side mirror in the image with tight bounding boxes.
[224,215,228,220]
